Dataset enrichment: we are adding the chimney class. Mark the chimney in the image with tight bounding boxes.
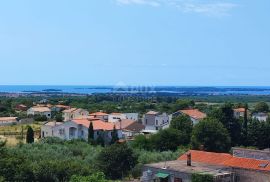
[187,152,192,166]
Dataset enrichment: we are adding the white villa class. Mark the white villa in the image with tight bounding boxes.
[27,106,52,119]
[108,113,127,123]
[62,108,89,121]
[41,119,122,143]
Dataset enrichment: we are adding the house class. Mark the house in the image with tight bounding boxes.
[173,109,206,125]
[233,108,246,119]
[15,104,28,112]
[115,119,145,138]
[27,106,52,119]
[108,113,127,123]
[0,117,19,126]
[142,148,270,182]
[90,112,109,121]
[51,105,70,112]
[124,113,139,121]
[252,112,268,122]
[142,111,171,131]
[41,119,122,143]
[62,108,89,121]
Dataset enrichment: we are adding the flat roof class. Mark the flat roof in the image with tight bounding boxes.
[145,160,232,177]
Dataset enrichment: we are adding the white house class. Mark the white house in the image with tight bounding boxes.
[27,106,52,119]
[233,108,246,119]
[173,109,206,125]
[115,119,145,138]
[252,112,269,122]
[124,113,139,121]
[142,111,171,131]
[62,108,89,121]
[41,119,122,143]
[108,113,127,123]
[0,117,19,126]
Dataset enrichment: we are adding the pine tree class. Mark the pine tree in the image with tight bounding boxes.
[26,126,34,144]
[243,103,249,146]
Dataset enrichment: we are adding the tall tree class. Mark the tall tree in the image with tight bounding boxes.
[110,126,119,145]
[26,126,34,144]
[191,118,231,152]
[210,103,241,146]
[97,143,137,180]
[170,115,193,144]
[88,122,94,144]
[254,102,269,113]
[242,103,249,146]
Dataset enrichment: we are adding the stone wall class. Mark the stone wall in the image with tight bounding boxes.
[232,168,270,182]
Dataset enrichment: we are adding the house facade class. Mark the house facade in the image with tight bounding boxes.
[115,119,145,138]
[142,111,171,131]
[41,119,122,143]
[27,106,52,119]
[108,113,127,123]
[90,112,109,121]
[233,108,246,119]
[62,108,89,121]
[0,117,19,126]
[252,112,269,122]
[124,113,139,121]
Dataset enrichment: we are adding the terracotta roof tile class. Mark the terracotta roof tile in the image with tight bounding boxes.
[179,150,270,172]
[179,109,206,120]
[73,119,116,131]
[90,112,108,116]
[233,108,246,112]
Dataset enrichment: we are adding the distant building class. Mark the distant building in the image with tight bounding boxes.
[90,112,109,121]
[51,105,70,112]
[115,119,145,138]
[0,117,19,126]
[108,113,127,123]
[142,148,270,182]
[142,111,171,131]
[41,119,122,143]
[233,108,246,119]
[15,104,28,112]
[62,108,89,121]
[173,109,206,125]
[27,106,52,119]
[124,113,139,121]
[252,112,269,122]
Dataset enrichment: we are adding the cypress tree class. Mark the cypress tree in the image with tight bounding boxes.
[26,126,34,144]
[110,125,119,144]
[88,122,94,144]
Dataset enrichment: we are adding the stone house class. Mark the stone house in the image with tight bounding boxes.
[142,111,171,131]
[62,108,89,121]
[173,109,206,125]
[27,106,52,119]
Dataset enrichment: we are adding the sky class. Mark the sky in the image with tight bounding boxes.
[0,0,269,86]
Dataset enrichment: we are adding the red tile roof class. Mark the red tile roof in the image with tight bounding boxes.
[90,112,108,116]
[73,119,116,131]
[179,150,270,171]
[233,108,246,112]
[178,150,232,165]
[179,109,206,120]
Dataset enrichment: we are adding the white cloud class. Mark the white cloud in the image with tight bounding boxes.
[115,0,238,16]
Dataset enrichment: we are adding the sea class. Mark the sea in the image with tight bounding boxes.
[1,85,270,95]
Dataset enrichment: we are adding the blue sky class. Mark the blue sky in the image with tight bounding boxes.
[0,0,269,86]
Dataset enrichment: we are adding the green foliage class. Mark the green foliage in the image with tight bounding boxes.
[70,172,113,182]
[96,132,105,147]
[191,118,231,152]
[209,103,242,146]
[55,113,63,122]
[26,126,34,144]
[192,173,214,182]
[170,115,193,144]
[96,143,137,180]
[254,102,269,113]
[34,115,48,121]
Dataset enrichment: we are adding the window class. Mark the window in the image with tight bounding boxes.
[145,119,148,124]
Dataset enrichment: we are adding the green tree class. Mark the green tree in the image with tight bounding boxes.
[210,103,241,146]
[96,131,105,147]
[254,102,269,113]
[150,128,185,151]
[191,118,231,152]
[97,143,137,180]
[70,173,111,182]
[26,126,34,144]
[88,122,94,144]
[132,135,152,150]
[170,115,193,144]
[110,125,119,144]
